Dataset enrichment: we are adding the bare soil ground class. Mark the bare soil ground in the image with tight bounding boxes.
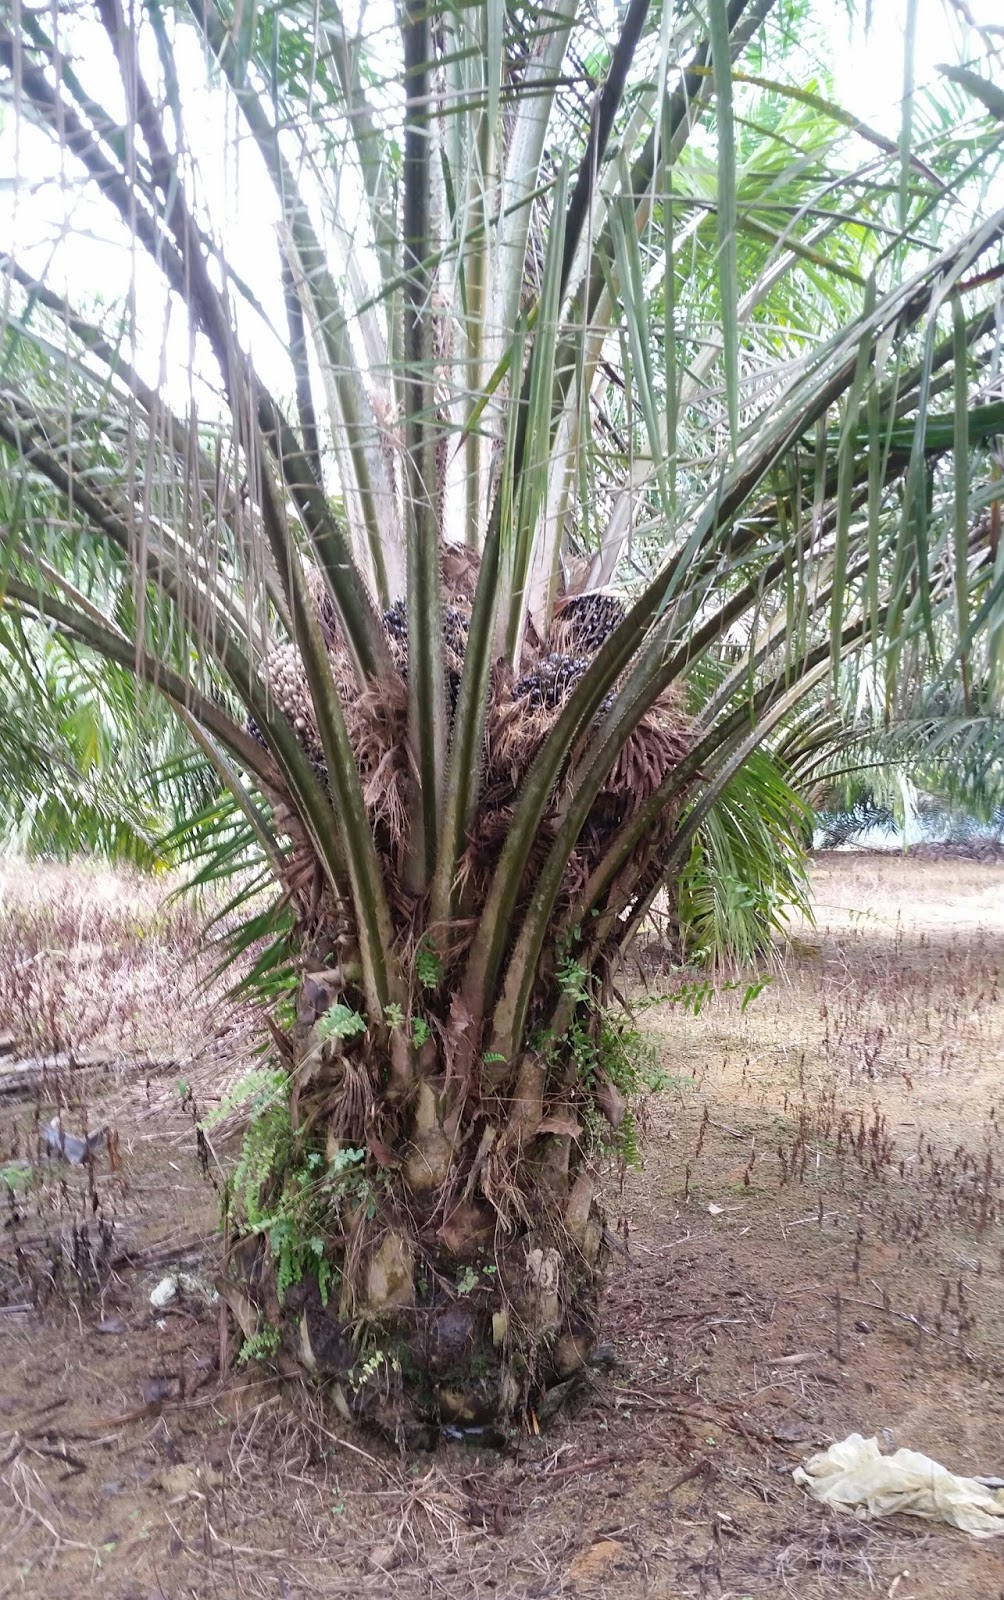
[2,854,1004,1599]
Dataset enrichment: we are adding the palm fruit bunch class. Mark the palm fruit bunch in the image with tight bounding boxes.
[506,592,627,713]
[381,596,471,710]
[382,596,409,649]
[305,566,339,647]
[506,594,626,712]
[511,651,590,709]
[250,556,632,788]
[444,604,470,707]
[254,640,327,782]
[549,591,626,656]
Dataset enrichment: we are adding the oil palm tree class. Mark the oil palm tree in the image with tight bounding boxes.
[1,0,1003,1435]
[0,616,225,865]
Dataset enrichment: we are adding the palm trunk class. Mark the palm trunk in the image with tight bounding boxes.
[234,978,613,1440]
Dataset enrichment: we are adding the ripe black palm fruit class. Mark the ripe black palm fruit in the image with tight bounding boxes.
[382,597,409,646]
[444,605,469,654]
[512,652,590,709]
[381,597,410,693]
[246,710,328,787]
[382,598,471,710]
[444,605,470,708]
[554,592,626,654]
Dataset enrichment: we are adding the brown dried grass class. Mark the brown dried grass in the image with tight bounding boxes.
[0,858,209,1060]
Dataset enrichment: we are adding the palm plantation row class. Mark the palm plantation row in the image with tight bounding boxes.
[0,0,1002,1432]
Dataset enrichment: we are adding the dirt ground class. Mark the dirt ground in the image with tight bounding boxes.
[2,853,1004,1598]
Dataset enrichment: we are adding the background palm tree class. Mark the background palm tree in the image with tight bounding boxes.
[1,0,1003,1435]
[0,615,226,865]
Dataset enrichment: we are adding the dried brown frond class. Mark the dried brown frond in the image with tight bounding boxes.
[483,691,558,792]
[335,661,409,849]
[440,540,481,603]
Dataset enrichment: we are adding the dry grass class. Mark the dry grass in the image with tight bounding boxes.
[0,858,212,1061]
[0,859,259,1311]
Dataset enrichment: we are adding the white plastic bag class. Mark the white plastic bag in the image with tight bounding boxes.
[793,1433,1004,1537]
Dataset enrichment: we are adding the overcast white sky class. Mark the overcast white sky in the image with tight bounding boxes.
[830,0,1000,133]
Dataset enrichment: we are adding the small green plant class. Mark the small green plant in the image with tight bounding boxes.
[316,1002,367,1041]
[616,1107,642,1169]
[260,1145,374,1306]
[634,973,773,1018]
[670,977,716,1015]
[221,1066,378,1310]
[411,1015,431,1047]
[544,944,673,1170]
[226,1079,291,1232]
[592,1013,667,1170]
[383,1001,405,1028]
[237,1323,281,1364]
[599,1013,668,1096]
[0,1160,30,1192]
[200,1065,286,1132]
[455,1258,498,1297]
[415,943,443,990]
[739,976,772,1012]
[556,953,590,1005]
[348,1347,402,1390]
